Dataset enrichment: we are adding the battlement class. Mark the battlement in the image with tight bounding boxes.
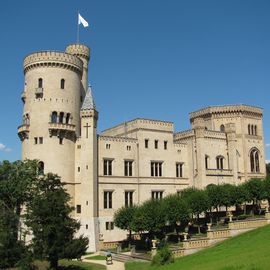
[65,44,90,60]
[101,118,174,137]
[23,51,83,75]
[190,104,263,121]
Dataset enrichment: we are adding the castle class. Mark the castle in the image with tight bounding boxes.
[18,43,266,251]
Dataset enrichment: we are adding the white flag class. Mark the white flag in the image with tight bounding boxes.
[78,13,89,28]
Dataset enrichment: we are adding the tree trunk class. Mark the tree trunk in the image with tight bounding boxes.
[197,214,201,234]
[49,256,58,270]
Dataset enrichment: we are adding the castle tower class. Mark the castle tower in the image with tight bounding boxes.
[18,44,90,201]
[74,87,99,251]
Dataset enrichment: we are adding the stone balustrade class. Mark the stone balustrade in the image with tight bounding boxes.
[171,248,185,258]
[207,229,230,239]
[183,238,209,249]
[228,218,267,230]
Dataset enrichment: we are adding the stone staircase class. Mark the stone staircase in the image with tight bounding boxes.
[100,250,151,263]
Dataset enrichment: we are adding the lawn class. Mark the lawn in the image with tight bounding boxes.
[126,224,270,270]
[84,255,106,260]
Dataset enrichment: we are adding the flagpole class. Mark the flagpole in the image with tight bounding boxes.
[77,11,80,44]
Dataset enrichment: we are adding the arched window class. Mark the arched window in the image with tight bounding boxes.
[248,124,251,135]
[254,125,257,136]
[220,124,225,132]
[51,111,57,123]
[59,112,64,123]
[38,161,44,175]
[251,125,254,135]
[216,156,224,170]
[250,148,260,173]
[60,79,65,89]
[25,113,30,125]
[66,113,71,124]
[205,155,209,169]
[38,78,43,88]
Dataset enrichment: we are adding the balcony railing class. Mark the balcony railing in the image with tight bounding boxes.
[17,124,30,141]
[48,122,76,134]
[206,168,233,176]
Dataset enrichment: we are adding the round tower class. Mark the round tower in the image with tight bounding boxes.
[65,44,90,94]
[18,45,90,200]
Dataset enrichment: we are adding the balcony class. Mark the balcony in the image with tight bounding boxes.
[35,87,43,97]
[206,169,233,177]
[48,122,76,137]
[17,124,30,141]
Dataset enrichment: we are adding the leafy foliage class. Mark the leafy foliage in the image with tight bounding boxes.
[151,244,174,266]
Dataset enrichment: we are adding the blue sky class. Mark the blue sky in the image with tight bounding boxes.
[0,0,269,161]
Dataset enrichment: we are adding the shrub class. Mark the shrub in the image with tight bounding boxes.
[151,244,174,266]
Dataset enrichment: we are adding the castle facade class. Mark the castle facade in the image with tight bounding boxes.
[18,44,266,251]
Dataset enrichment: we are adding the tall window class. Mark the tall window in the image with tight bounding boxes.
[66,113,71,124]
[216,156,224,170]
[145,139,149,148]
[151,162,163,177]
[248,124,251,135]
[220,124,225,132]
[106,222,114,230]
[124,160,133,176]
[176,163,183,178]
[250,148,260,173]
[205,155,209,169]
[51,111,57,123]
[254,125,257,136]
[38,78,43,88]
[76,205,81,214]
[164,141,168,150]
[60,79,65,89]
[38,161,44,175]
[104,191,113,209]
[154,140,158,149]
[59,112,64,123]
[152,191,163,200]
[125,191,134,207]
[104,159,113,175]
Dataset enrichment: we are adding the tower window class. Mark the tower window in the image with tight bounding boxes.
[205,155,209,169]
[220,125,225,132]
[76,205,81,214]
[38,78,43,88]
[106,144,110,149]
[51,111,57,123]
[60,79,65,89]
[39,137,43,144]
[104,191,113,209]
[154,140,158,149]
[103,159,113,175]
[59,138,63,145]
[176,163,183,178]
[105,222,114,230]
[59,112,64,123]
[164,141,168,150]
[34,137,38,144]
[216,156,224,170]
[66,113,71,124]
[151,162,163,177]
[127,145,131,151]
[145,139,149,148]
[250,148,260,173]
[124,160,133,176]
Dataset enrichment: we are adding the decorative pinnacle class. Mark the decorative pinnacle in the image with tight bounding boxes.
[81,85,96,111]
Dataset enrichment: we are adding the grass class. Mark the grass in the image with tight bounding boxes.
[125,224,270,270]
[84,255,106,260]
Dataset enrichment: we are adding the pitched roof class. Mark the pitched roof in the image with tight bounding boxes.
[81,86,96,110]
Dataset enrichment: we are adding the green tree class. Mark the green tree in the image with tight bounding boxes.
[0,160,39,269]
[219,184,236,211]
[266,163,270,177]
[25,173,88,270]
[114,205,137,241]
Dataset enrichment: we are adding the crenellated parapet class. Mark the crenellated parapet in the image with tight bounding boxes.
[190,104,263,121]
[23,51,83,76]
[65,44,90,61]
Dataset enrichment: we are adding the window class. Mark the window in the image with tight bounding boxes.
[59,138,63,145]
[154,140,158,149]
[60,79,65,89]
[124,160,133,176]
[151,191,163,200]
[176,163,183,178]
[66,113,70,124]
[103,159,113,175]
[86,201,88,205]
[86,224,88,229]
[248,124,251,135]
[254,125,257,136]
[106,144,110,149]
[125,191,134,207]
[39,137,43,144]
[216,156,224,170]
[51,111,57,123]
[76,205,81,214]
[34,137,38,144]
[78,167,80,172]
[250,148,260,173]
[151,162,163,177]
[145,139,149,148]
[205,155,209,169]
[105,222,114,230]
[220,124,225,132]
[59,112,64,123]
[127,145,131,151]
[164,141,168,150]
[104,191,113,209]
[38,161,44,175]
[77,145,81,149]
[38,78,43,88]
